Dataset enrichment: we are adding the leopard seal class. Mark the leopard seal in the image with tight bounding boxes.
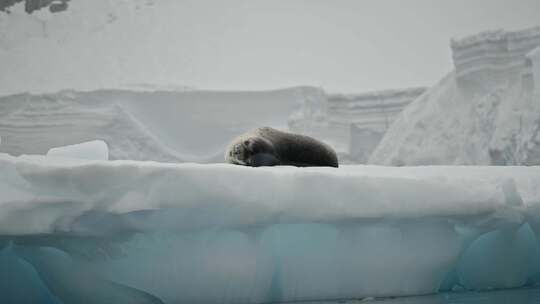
[225,127,338,167]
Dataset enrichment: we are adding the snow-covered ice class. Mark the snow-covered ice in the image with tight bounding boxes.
[0,152,539,303]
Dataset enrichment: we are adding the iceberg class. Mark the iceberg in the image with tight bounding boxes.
[1,152,539,303]
[370,27,540,166]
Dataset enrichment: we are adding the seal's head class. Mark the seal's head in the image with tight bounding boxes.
[225,135,277,166]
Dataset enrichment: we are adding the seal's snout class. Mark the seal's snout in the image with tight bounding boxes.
[229,143,248,165]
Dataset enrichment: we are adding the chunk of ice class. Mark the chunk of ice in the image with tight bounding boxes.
[46,140,109,161]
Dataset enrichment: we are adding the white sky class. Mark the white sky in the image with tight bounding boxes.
[1,0,539,94]
[187,0,540,92]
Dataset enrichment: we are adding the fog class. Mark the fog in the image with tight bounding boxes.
[1,0,539,93]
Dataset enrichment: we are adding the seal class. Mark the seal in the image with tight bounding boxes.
[225,127,339,167]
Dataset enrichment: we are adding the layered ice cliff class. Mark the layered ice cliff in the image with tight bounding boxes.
[0,150,539,303]
[370,27,540,166]
[0,87,316,163]
[0,86,422,165]
[290,88,426,163]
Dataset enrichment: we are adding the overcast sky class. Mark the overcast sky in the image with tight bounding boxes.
[189,0,540,92]
[1,0,540,94]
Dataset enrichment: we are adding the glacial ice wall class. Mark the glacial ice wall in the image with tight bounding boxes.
[451,27,540,79]
[1,152,540,303]
[0,85,421,166]
[370,26,540,166]
[289,87,426,163]
[0,87,316,163]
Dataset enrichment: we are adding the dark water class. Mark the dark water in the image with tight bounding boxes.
[287,287,540,304]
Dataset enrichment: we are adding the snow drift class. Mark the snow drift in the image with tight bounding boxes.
[370,26,540,166]
[1,149,540,303]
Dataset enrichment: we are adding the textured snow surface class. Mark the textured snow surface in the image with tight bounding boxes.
[1,153,540,303]
[370,27,540,166]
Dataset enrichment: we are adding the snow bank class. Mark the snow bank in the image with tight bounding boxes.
[370,26,540,166]
[1,153,539,303]
[0,87,314,163]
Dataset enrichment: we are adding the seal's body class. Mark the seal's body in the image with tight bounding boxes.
[225,127,338,167]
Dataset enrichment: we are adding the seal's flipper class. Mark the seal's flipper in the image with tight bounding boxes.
[251,153,280,167]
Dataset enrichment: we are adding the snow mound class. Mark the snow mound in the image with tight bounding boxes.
[370,26,540,166]
[47,140,109,160]
[0,87,314,163]
[1,153,540,303]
